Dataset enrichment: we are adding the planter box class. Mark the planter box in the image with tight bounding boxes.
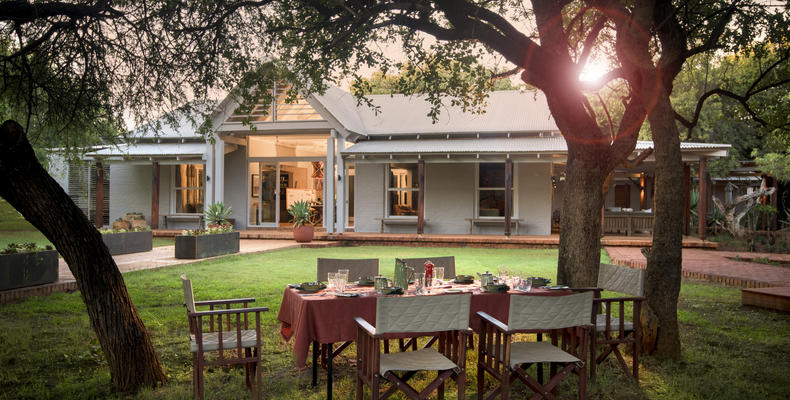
[0,250,59,291]
[102,230,153,255]
[175,232,240,259]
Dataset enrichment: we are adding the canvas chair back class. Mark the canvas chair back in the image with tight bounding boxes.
[181,274,196,313]
[398,256,456,278]
[375,294,471,335]
[507,292,593,331]
[597,263,645,297]
[317,258,380,282]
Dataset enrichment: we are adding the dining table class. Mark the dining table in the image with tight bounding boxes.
[277,281,571,400]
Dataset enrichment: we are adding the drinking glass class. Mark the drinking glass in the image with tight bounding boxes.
[414,272,426,295]
[336,276,347,294]
[327,272,337,293]
[523,277,533,292]
[338,269,350,282]
[434,267,445,285]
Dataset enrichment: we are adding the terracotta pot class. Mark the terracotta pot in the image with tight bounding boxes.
[112,220,131,230]
[293,225,315,243]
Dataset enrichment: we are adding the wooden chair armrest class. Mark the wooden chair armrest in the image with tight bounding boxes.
[189,306,269,317]
[194,298,256,306]
[594,296,644,303]
[354,317,377,337]
[476,311,510,333]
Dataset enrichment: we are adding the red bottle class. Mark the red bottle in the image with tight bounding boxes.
[424,260,434,287]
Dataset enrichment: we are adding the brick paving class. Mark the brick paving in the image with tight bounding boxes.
[606,246,790,288]
[0,239,334,305]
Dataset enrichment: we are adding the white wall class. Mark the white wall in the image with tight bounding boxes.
[516,163,552,235]
[424,163,475,234]
[109,163,152,225]
[47,154,69,193]
[224,147,248,229]
[351,161,554,235]
[353,163,385,232]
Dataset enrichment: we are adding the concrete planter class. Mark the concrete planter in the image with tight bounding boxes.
[0,250,59,291]
[175,232,240,259]
[102,230,153,255]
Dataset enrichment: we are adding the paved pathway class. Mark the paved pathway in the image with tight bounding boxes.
[606,246,790,288]
[1,239,332,304]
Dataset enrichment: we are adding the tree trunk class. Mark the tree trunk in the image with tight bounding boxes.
[643,93,684,358]
[0,120,167,391]
[557,143,607,287]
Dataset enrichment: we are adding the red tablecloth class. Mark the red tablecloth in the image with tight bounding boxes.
[277,285,569,368]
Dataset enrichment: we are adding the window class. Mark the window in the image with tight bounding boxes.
[387,163,419,216]
[477,163,514,217]
[175,164,205,213]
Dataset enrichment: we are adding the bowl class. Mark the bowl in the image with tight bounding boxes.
[380,286,404,295]
[454,275,475,284]
[482,284,510,293]
[531,277,551,287]
[357,277,375,286]
[299,282,325,292]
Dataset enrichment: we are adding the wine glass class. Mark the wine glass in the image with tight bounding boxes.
[338,268,350,282]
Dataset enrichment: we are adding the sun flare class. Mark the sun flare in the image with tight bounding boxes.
[578,62,609,83]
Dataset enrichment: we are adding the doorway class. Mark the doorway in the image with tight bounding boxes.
[248,160,324,227]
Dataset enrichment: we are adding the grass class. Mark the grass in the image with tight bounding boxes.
[0,246,788,399]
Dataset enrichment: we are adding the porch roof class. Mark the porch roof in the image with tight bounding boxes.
[342,137,730,161]
[86,142,206,161]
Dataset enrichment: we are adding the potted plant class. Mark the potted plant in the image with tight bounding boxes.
[124,212,148,229]
[112,217,130,230]
[175,203,239,259]
[0,242,58,291]
[100,226,153,255]
[205,202,233,228]
[288,200,315,243]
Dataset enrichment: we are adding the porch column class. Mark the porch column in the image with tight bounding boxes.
[95,162,104,228]
[151,162,160,229]
[683,164,690,236]
[325,131,336,234]
[204,140,214,207]
[504,159,513,236]
[336,136,345,234]
[214,136,225,204]
[417,160,425,234]
[698,157,708,240]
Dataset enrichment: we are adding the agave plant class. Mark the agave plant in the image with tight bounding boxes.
[287,200,314,227]
[205,202,233,227]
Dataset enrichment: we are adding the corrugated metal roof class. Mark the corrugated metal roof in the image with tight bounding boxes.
[312,88,558,136]
[87,142,206,158]
[343,138,730,155]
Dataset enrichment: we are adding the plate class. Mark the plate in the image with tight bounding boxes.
[356,280,375,287]
[334,292,359,297]
[453,275,475,284]
[293,283,326,293]
[543,285,570,290]
[444,289,465,293]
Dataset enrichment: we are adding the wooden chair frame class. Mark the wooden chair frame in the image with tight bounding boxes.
[572,263,646,380]
[355,318,470,400]
[183,276,268,400]
[477,312,589,400]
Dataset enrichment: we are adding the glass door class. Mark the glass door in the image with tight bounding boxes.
[249,162,277,226]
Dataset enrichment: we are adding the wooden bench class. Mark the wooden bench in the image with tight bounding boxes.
[376,218,429,233]
[466,218,523,235]
[163,214,204,229]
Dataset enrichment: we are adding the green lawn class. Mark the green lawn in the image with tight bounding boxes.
[0,246,788,399]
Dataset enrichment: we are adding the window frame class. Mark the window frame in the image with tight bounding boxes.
[385,163,421,218]
[474,162,517,218]
[171,163,206,215]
